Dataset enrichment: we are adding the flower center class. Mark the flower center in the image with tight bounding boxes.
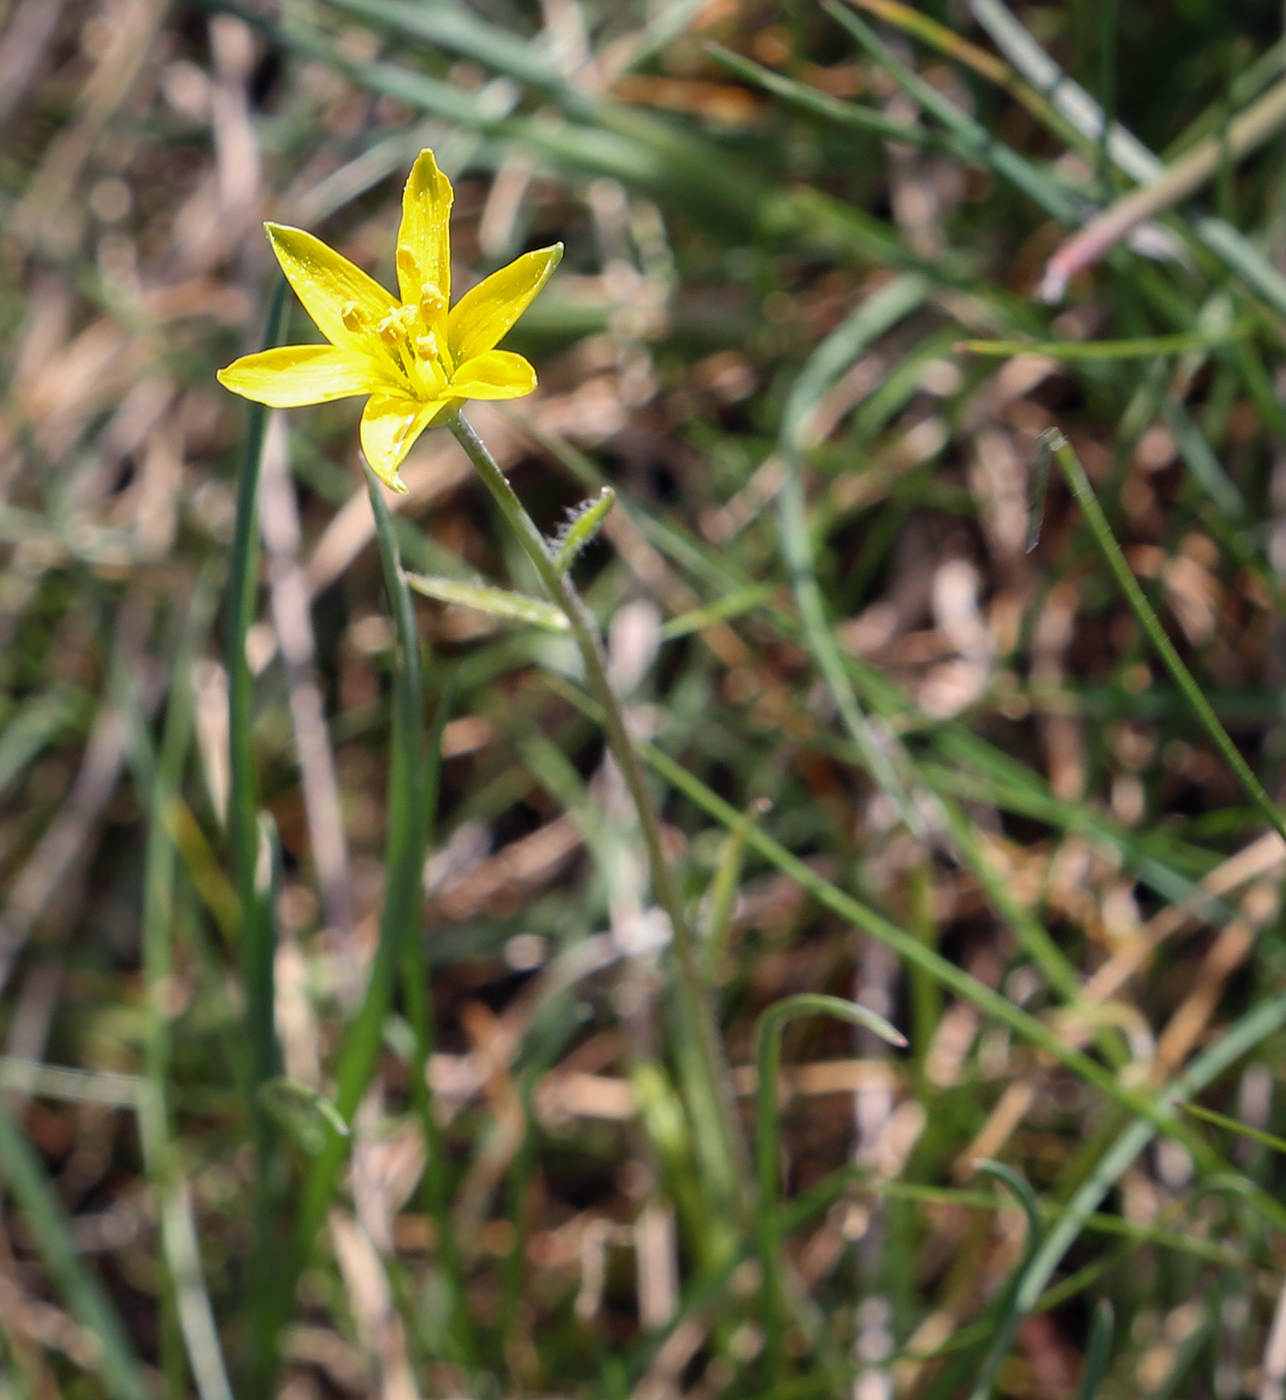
[375,292,450,398]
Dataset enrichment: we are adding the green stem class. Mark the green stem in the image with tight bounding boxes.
[449,412,750,1204]
[1052,433,1286,844]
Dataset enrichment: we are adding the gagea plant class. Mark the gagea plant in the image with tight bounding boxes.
[218,148,749,1391]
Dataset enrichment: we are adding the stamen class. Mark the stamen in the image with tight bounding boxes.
[340,301,364,333]
[415,331,439,361]
[419,284,447,322]
[396,245,420,285]
[377,313,403,348]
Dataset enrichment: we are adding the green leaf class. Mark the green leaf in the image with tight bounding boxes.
[406,573,570,632]
[257,1077,350,1156]
[551,487,616,572]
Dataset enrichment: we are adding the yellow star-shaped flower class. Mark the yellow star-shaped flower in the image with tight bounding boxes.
[217,149,561,490]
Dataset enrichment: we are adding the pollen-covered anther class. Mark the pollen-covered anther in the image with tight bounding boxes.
[419,284,447,322]
[340,301,365,333]
[396,245,420,284]
[415,331,439,361]
[378,305,420,347]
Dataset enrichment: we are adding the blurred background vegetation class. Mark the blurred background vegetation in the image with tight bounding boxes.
[7,0,1286,1396]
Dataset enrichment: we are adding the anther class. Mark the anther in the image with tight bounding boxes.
[396,246,420,284]
[340,301,364,333]
[419,284,447,322]
[377,313,403,347]
[415,331,439,361]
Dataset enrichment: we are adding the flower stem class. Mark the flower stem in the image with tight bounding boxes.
[448,412,749,1203]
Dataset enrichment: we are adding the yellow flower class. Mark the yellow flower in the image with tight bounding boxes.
[217,149,561,490]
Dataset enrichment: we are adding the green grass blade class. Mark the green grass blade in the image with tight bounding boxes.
[253,464,434,1390]
[1008,988,1286,1317]
[754,995,905,1381]
[316,0,572,99]
[1080,1300,1115,1399]
[962,1162,1047,1400]
[0,1102,150,1400]
[627,724,1286,1204]
[398,671,478,1367]
[826,1,1080,223]
[1053,433,1285,843]
[777,273,929,832]
[966,0,1286,316]
[0,688,86,804]
[1178,1100,1286,1156]
[708,42,972,152]
[136,571,234,1400]
[959,329,1250,357]
[225,278,289,1397]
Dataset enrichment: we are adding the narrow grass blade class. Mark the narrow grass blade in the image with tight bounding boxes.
[837,0,1067,135]
[701,796,770,978]
[1026,430,1052,552]
[708,42,971,153]
[627,724,1286,1203]
[398,670,479,1366]
[1162,400,1245,520]
[225,279,289,1398]
[959,328,1250,357]
[1052,434,1285,843]
[1177,1099,1286,1156]
[826,1,1080,223]
[1080,1300,1114,1399]
[0,688,85,803]
[776,273,929,833]
[754,995,904,1380]
[317,0,571,99]
[135,570,235,1400]
[965,1162,1046,1400]
[1043,75,1286,293]
[0,1102,149,1400]
[660,584,776,642]
[966,0,1286,316]
[972,1162,1045,1259]
[252,463,435,1391]
[1013,989,1286,1313]
[257,1076,350,1155]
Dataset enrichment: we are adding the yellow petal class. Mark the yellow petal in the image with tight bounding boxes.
[216,345,386,407]
[447,244,563,364]
[265,223,397,354]
[396,149,453,308]
[359,393,457,489]
[450,350,537,401]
